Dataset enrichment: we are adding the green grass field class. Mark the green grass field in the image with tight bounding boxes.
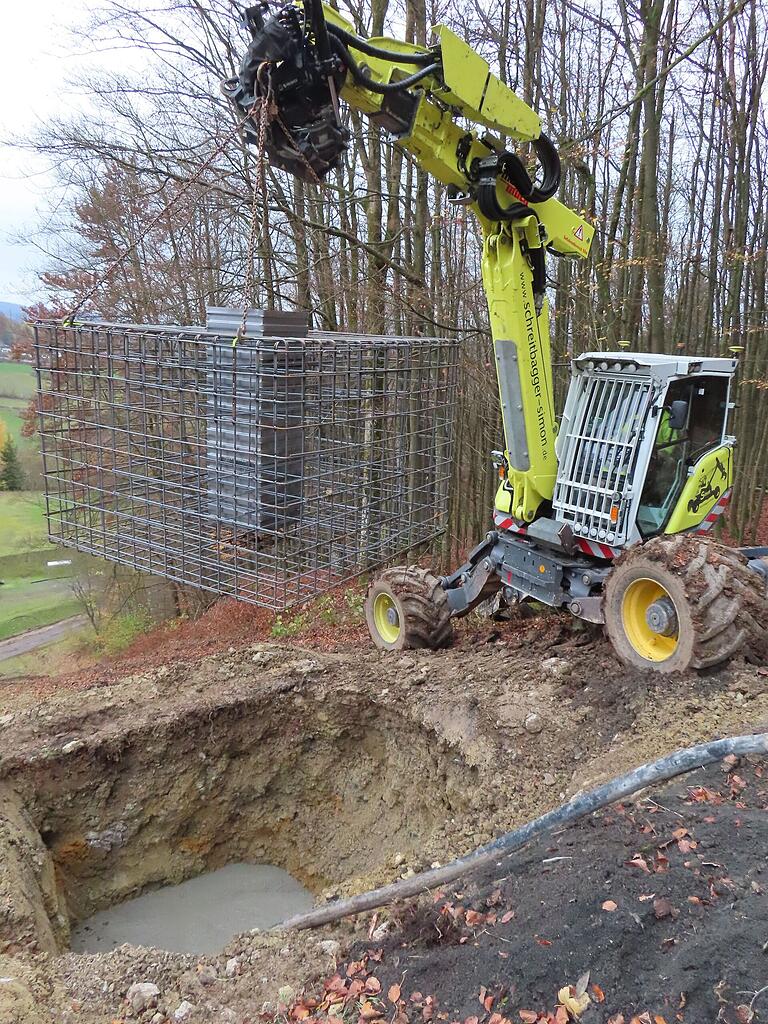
[0,492,51,557]
[0,361,35,400]
[0,491,72,640]
[0,363,40,486]
[0,397,37,455]
[0,576,81,641]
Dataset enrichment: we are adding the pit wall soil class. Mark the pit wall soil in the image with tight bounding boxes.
[0,783,68,954]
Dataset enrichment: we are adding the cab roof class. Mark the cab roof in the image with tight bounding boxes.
[575,352,737,378]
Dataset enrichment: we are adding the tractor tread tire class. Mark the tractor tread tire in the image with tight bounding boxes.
[365,566,454,652]
[604,535,768,673]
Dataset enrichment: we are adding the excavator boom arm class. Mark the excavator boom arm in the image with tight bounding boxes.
[223,0,594,521]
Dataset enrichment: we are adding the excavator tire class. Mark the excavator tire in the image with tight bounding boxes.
[603,535,768,673]
[365,566,454,652]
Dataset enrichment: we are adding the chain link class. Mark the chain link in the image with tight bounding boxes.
[236,63,277,347]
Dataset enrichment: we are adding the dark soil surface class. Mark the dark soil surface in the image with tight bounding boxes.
[313,757,768,1024]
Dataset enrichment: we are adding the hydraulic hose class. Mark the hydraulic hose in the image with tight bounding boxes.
[278,732,768,930]
[326,22,436,66]
[331,35,440,94]
[476,135,562,221]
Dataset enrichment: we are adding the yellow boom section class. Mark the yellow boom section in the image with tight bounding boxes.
[322,4,594,521]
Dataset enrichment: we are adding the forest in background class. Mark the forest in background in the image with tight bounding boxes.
[24,0,768,550]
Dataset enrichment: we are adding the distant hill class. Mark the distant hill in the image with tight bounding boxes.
[0,301,24,321]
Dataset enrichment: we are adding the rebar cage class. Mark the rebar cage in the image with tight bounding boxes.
[33,314,460,610]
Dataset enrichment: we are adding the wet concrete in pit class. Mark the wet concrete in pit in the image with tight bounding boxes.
[70,863,314,954]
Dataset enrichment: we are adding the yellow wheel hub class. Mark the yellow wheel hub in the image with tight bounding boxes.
[373,592,401,644]
[621,577,679,663]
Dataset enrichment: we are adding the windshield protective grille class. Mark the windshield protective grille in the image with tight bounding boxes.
[553,373,653,546]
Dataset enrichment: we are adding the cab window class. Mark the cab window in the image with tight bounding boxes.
[636,376,728,536]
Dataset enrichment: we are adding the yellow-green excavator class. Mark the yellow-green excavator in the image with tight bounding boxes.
[224,0,768,673]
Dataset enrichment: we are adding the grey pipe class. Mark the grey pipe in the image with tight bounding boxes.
[279,732,768,930]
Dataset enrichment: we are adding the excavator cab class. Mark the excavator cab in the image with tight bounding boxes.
[552,353,737,554]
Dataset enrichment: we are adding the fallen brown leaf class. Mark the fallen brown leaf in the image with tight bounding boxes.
[627,855,651,874]
[654,853,670,873]
[602,900,618,912]
[348,981,365,1001]
[388,985,401,1004]
[653,897,673,920]
[591,984,605,1003]
[518,1012,538,1023]
[359,1001,384,1020]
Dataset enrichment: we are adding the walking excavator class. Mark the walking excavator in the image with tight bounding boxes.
[223,0,768,674]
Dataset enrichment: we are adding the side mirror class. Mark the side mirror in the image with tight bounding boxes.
[668,400,689,431]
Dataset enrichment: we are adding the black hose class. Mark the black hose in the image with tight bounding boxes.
[278,732,768,930]
[327,22,436,66]
[331,35,439,94]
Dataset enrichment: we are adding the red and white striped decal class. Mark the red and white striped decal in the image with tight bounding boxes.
[493,510,527,534]
[575,537,619,560]
[493,510,618,559]
[695,488,732,534]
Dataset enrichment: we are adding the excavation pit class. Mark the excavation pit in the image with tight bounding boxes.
[0,655,485,958]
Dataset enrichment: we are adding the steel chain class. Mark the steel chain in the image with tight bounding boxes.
[236,63,276,347]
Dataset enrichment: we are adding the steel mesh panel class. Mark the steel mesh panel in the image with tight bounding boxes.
[553,372,652,545]
[33,319,460,611]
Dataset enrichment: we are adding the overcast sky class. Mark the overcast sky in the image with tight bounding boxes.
[0,0,115,305]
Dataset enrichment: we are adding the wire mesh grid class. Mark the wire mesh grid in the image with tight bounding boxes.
[33,317,460,610]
